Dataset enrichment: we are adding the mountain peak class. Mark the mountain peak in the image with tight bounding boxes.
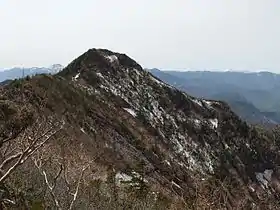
[59,49,142,79]
[91,48,141,69]
[49,64,64,73]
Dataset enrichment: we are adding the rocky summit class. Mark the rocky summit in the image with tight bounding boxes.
[1,49,280,209]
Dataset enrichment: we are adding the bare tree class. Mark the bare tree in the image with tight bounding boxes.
[33,151,89,210]
[0,115,64,207]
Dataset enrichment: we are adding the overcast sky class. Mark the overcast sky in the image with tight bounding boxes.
[0,0,280,72]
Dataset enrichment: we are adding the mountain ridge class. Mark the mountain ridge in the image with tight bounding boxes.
[1,49,280,209]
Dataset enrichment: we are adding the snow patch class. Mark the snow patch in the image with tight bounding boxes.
[203,100,213,108]
[209,119,218,129]
[193,119,201,126]
[166,114,178,128]
[115,172,132,182]
[80,128,86,133]
[73,73,80,81]
[99,79,133,106]
[245,143,252,150]
[172,134,184,153]
[115,171,147,186]
[224,143,230,149]
[183,151,197,168]
[150,76,166,86]
[134,68,142,76]
[143,100,165,126]
[94,89,100,94]
[123,108,137,117]
[164,160,171,166]
[192,99,203,107]
[105,55,118,63]
[177,143,184,153]
[96,72,104,79]
[178,162,185,167]
[99,84,109,91]
[249,185,255,192]
[205,159,214,174]
[178,133,186,141]
[176,113,186,122]
[255,169,273,189]
[151,100,164,124]
[170,133,215,173]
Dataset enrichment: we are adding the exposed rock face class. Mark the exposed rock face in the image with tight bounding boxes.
[1,49,280,209]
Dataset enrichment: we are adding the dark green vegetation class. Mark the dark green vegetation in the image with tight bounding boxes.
[1,49,280,209]
[149,69,280,125]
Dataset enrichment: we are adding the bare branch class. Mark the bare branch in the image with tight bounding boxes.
[34,159,62,210]
[69,165,89,210]
[2,127,25,144]
[0,152,25,183]
[3,145,18,162]
[0,153,21,169]
[0,120,64,183]
[2,198,16,205]
[43,171,62,209]
[53,164,63,190]
[2,141,11,160]
[19,127,62,164]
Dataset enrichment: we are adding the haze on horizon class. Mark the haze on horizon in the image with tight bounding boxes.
[1,0,280,72]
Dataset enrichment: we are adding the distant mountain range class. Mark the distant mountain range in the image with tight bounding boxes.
[0,64,64,83]
[149,69,280,125]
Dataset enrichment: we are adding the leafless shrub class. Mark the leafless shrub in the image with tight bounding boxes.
[0,115,64,207]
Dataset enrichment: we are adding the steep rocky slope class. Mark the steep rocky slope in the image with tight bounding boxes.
[1,49,280,209]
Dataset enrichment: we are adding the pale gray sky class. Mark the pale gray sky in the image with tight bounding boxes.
[0,0,280,72]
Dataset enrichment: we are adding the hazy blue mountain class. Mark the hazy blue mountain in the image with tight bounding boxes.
[0,64,63,82]
[163,70,280,112]
[211,91,279,125]
[0,79,12,87]
[149,69,280,124]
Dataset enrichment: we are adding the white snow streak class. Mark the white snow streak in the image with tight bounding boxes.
[105,55,118,63]
[209,119,218,129]
[249,186,255,192]
[115,172,132,182]
[150,76,166,86]
[96,72,104,79]
[164,160,171,166]
[73,73,80,81]
[193,119,201,126]
[203,100,213,108]
[255,169,273,189]
[192,99,203,107]
[123,108,137,117]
